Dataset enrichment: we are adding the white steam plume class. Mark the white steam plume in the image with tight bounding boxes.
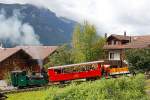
[0,9,41,46]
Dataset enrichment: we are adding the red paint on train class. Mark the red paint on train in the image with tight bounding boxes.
[48,61,130,82]
[48,61,103,82]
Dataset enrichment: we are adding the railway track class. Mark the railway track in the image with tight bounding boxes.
[1,86,49,94]
[1,83,68,95]
[1,79,86,95]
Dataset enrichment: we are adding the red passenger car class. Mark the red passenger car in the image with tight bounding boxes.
[48,61,104,82]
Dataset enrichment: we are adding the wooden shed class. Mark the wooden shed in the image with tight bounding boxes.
[0,46,58,79]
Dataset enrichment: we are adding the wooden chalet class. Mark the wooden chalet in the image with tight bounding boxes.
[103,32,150,67]
[0,46,58,80]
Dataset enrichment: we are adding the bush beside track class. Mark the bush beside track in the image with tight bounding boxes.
[7,74,149,100]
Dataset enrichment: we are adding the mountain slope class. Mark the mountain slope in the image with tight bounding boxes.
[0,3,76,46]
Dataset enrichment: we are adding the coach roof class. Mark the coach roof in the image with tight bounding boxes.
[48,60,104,69]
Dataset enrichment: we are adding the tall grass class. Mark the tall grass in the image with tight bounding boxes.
[7,74,148,100]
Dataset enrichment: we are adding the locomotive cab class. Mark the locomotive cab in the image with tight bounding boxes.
[11,71,28,87]
[11,70,48,88]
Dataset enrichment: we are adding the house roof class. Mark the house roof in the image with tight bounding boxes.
[125,35,150,49]
[0,46,58,63]
[130,35,150,43]
[104,35,150,50]
[107,34,130,41]
[16,46,58,60]
[0,48,22,62]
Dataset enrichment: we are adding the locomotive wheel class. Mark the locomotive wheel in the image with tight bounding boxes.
[17,86,25,89]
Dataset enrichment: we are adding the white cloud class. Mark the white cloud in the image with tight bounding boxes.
[0,0,150,36]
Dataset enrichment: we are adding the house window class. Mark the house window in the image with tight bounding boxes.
[110,52,114,59]
[111,40,118,45]
[111,40,114,45]
[114,41,116,45]
[109,51,120,60]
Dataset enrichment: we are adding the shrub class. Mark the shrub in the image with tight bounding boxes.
[46,74,148,100]
[126,49,150,72]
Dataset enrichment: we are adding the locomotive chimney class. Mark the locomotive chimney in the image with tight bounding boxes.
[130,36,132,43]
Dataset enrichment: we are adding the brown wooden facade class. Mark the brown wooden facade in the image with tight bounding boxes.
[0,50,41,79]
[104,49,126,67]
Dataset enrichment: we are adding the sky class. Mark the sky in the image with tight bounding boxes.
[0,0,150,36]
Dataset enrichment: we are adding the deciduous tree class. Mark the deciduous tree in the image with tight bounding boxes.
[72,22,105,63]
[126,49,150,72]
[45,44,73,68]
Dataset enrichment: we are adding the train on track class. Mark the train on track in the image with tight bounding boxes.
[10,60,130,88]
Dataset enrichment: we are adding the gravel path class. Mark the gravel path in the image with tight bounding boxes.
[0,80,7,90]
[0,80,14,91]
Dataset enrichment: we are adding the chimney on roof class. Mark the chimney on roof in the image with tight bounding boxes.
[0,41,5,50]
[130,36,132,43]
[105,33,107,38]
[124,31,127,36]
[0,42,3,49]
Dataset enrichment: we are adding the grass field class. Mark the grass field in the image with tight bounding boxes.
[7,74,149,100]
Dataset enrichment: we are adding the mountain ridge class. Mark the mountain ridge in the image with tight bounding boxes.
[0,3,76,47]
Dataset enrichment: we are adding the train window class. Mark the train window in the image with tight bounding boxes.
[53,64,98,74]
[54,69,61,74]
[62,67,73,73]
[85,64,97,71]
[91,64,98,70]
